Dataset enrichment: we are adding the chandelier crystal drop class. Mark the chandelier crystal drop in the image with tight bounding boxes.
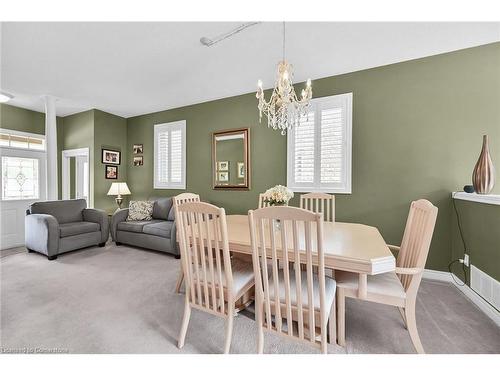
[256,23,312,135]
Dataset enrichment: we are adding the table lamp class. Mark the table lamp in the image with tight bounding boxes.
[107,182,131,209]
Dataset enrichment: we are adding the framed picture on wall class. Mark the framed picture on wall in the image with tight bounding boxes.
[217,171,229,182]
[102,149,121,165]
[105,165,118,179]
[133,144,143,154]
[237,162,245,178]
[133,156,143,166]
[217,161,229,171]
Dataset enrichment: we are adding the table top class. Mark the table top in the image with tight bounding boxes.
[225,215,395,275]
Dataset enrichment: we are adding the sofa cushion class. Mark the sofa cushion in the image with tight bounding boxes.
[127,200,154,221]
[30,199,86,224]
[151,197,173,220]
[117,220,163,233]
[59,221,100,238]
[142,221,174,238]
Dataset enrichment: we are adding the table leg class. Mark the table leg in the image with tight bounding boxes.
[358,273,367,299]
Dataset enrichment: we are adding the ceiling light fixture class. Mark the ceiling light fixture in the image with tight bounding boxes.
[256,22,312,135]
[0,92,14,103]
[200,22,260,47]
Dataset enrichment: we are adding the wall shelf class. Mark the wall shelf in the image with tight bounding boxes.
[452,192,500,206]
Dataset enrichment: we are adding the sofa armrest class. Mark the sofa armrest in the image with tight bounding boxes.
[110,208,129,241]
[83,208,109,243]
[25,214,59,256]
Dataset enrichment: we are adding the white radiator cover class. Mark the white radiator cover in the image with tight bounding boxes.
[470,265,500,310]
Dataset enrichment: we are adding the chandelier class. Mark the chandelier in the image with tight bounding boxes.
[256,22,312,135]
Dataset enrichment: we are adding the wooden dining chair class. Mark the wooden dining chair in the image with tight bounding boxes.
[335,199,438,353]
[248,206,337,354]
[173,193,201,293]
[300,192,335,222]
[177,202,254,354]
[258,193,270,209]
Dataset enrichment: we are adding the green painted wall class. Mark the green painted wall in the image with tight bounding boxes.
[451,200,500,282]
[127,42,500,272]
[93,109,128,213]
[0,103,46,134]
[60,110,95,206]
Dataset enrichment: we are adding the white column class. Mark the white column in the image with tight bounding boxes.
[44,96,58,200]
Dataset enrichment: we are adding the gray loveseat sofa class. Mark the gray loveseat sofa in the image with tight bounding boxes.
[25,199,109,260]
[110,197,179,258]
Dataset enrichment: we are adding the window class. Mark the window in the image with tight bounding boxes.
[0,129,45,150]
[2,156,40,200]
[287,93,352,193]
[154,120,186,189]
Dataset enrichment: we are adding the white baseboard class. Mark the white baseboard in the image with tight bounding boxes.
[423,269,500,326]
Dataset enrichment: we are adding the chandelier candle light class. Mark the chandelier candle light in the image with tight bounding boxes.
[256,22,313,135]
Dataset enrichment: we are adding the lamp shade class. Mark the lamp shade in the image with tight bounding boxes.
[107,182,131,196]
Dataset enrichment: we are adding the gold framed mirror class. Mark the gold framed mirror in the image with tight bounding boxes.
[212,128,250,190]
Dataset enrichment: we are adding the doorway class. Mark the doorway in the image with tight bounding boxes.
[0,129,47,249]
[62,148,90,205]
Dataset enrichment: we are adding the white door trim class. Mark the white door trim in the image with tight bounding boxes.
[62,148,90,205]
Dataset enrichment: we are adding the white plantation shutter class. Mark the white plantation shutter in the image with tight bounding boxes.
[287,93,352,193]
[154,121,186,189]
[294,111,315,183]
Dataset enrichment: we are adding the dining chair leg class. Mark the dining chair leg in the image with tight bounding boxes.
[174,270,184,294]
[328,300,337,344]
[178,298,191,349]
[223,307,235,354]
[336,289,346,347]
[405,301,424,354]
[398,307,407,329]
[255,299,264,354]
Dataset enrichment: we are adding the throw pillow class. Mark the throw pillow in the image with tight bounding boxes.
[127,200,154,221]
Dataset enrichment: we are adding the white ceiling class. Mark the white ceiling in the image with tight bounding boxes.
[1,22,499,118]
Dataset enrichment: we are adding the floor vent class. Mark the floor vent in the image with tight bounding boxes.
[470,265,500,310]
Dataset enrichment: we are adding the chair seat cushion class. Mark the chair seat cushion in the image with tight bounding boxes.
[267,270,336,311]
[335,271,406,299]
[117,220,163,233]
[192,257,254,297]
[143,221,174,238]
[59,221,100,238]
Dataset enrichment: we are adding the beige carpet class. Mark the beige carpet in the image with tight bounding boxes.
[1,243,499,354]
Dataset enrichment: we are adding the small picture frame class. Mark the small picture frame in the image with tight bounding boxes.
[133,156,143,166]
[217,161,229,171]
[102,149,121,165]
[237,162,245,178]
[105,165,118,179]
[217,171,229,182]
[133,144,143,154]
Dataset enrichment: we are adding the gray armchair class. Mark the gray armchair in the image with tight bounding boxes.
[25,199,109,260]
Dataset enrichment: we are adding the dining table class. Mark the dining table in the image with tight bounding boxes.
[223,214,396,300]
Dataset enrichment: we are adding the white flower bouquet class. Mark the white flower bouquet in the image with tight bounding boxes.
[263,185,294,206]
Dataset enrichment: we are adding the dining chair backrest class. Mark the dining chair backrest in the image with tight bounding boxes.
[258,193,270,209]
[299,193,335,222]
[176,201,234,316]
[173,193,200,208]
[248,206,328,349]
[397,199,438,292]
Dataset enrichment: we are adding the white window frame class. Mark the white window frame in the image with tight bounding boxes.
[287,92,352,194]
[0,128,45,151]
[0,147,47,202]
[154,120,186,190]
